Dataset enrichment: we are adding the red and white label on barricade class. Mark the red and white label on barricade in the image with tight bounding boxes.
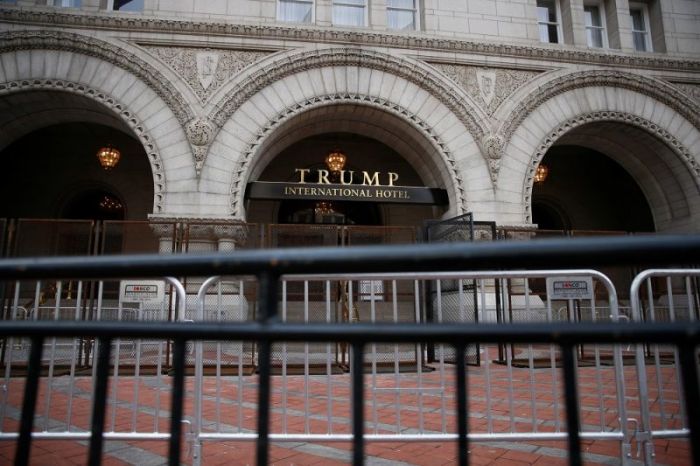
[119,280,166,304]
[545,276,594,300]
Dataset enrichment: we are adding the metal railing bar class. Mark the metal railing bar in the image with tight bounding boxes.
[351,342,365,466]
[678,343,700,466]
[456,345,468,466]
[562,344,582,466]
[168,338,186,466]
[256,271,277,466]
[88,337,112,466]
[15,336,44,466]
[0,321,698,345]
[200,431,628,441]
[0,430,630,442]
[1,235,699,280]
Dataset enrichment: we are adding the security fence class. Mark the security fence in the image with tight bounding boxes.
[0,236,698,466]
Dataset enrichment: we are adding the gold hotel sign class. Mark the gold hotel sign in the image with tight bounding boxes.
[246,169,448,205]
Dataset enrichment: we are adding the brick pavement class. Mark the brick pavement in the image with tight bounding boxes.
[0,344,692,466]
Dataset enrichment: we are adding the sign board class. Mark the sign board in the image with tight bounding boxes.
[245,182,448,205]
[120,280,165,304]
[545,276,594,300]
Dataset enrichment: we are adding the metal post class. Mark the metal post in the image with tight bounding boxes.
[88,337,112,466]
[352,342,365,466]
[456,345,469,466]
[562,344,582,466]
[15,336,43,466]
[256,271,278,466]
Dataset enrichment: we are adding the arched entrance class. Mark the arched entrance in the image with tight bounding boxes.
[247,132,439,229]
[0,90,155,255]
[532,145,654,233]
[526,118,700,234]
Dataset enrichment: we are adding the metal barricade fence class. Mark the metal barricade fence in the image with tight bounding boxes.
[630,269,700,465]
[178,269,633,465]
[0,236,698,466]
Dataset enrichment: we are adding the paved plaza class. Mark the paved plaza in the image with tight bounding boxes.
[0,344,692,466]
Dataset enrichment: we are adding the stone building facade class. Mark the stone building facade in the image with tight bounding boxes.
[0,0,698,253]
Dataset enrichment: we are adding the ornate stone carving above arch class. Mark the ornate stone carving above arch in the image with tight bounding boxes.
[211,46,489,145]
[0,78,168,213]
[0,30,194,127]
[522,111,699,223]
[499,71,700,166]
[229,93,469,218]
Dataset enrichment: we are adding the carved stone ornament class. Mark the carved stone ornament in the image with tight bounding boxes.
[523,111,700,223]
[2,8,698,72]
[212,48,489,144]
[672,83,700,105]
[185,117,216,174]
[433,64,540,115]
[0,31,193,128]
[501,70,700,149]
[229,93,469,218]
[144,45,271,103]
[480,134,504,183]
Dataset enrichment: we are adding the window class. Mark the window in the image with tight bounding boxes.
[629,3,651,52]
[53,0,81,6]
[332,0,366,27]
[110,0,143,11]
[584,2,606,48]
[278,0,313,23]
[387,0,417,31]
[537,0,561,44]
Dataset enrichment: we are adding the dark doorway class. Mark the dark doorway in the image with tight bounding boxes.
[532,146,654,232]
[62,189,125,221]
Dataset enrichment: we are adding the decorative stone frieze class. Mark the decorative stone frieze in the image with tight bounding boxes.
[0,78,167,213]
[0,31,194,128]
[229,93,469,218]
[523,111,700,223]
[672,83,700,105]
[431,64,540,115]
[1,8,698,72]
[143,45,272,103]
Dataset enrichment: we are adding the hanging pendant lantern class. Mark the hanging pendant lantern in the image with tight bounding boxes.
[96,146,121,171]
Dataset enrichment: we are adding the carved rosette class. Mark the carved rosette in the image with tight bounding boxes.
[186,118,216,174]
[431,64,540,115]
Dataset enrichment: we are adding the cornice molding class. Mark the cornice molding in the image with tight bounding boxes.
[230,93,469,218]
[523,111,700,223]
[0,78,167,214]
[1,8,699,72]
[0,30,194,126]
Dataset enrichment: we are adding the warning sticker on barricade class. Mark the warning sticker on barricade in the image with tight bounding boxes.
[546,276,594,300]
[120,280,165,304]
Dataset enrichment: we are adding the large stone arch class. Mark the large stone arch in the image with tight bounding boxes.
[204,60,491,220]
[499,82,700,231]
[0,45,196,215]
